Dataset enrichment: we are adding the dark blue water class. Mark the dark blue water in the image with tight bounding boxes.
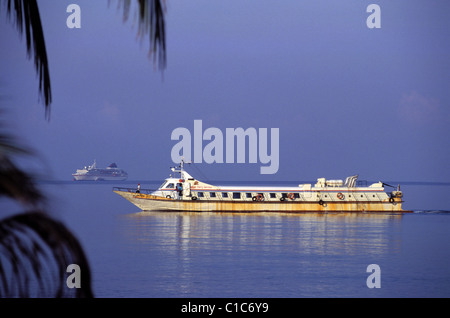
[31,182,450,298]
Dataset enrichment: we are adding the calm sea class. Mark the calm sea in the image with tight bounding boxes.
[30,181,450,300]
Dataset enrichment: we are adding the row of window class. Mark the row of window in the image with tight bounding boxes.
[190,192,380,200]
[160,183,380,200]
[195,192,299,199]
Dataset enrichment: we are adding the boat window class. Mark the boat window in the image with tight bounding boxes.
[246,193,252,198]
[222,192,228,198]
[210,192,216,198]
[270,193,276,198]
[198,192,204,198]
[294,193,300,198]
[233,192,241,199]
[159,182,167,189]
[166,183,174,189]
[281,193,287,198]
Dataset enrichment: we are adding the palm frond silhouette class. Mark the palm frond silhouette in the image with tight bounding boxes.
[1,0,166,297]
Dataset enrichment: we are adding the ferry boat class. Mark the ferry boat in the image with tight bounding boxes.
[113,161,411,213]
[73,160,128,181]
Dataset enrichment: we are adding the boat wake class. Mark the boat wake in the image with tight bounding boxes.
[413,210,450,214]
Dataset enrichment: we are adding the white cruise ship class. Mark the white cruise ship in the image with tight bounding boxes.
[73,160,128,181]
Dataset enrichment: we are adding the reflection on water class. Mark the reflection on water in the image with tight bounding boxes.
[122,212,403,256]
[115,212,403,297]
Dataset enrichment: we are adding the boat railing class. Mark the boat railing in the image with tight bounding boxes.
[113,187,156,195]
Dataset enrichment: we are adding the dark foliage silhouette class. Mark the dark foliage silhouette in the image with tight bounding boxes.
[0,0,166,297]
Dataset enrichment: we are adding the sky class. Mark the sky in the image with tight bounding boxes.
[0,0,449,209]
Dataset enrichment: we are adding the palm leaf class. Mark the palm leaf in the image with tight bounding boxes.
[0,0,168,298]
[0,123,93,297]
[0,155,44,208]
[0,108,92,297]
[0,123,44,207]
[4,0,52,118]
[0,211,93,297]
[118,0,167,70]
[2,0,167,119]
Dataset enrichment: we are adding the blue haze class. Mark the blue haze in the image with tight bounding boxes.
[0,0,449,298]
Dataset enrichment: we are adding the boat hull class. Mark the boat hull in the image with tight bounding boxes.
[113,190,411,213]
[74,175,127,181]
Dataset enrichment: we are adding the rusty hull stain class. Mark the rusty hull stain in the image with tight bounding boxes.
[114,191,411,213]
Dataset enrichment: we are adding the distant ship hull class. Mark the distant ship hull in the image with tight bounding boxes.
[74,175,128,181]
